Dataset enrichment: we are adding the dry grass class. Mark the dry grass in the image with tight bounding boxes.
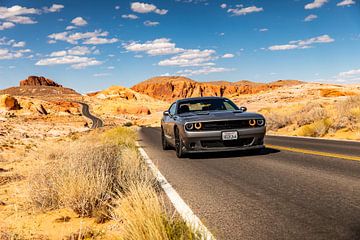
[28,127,200,239]
[265,95,360,139]
[113,184,199,240]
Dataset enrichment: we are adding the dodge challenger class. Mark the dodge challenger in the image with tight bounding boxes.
[161,97,266,158]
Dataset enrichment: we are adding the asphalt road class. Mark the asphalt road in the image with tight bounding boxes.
[78,102,103,128]
[139,127,360,240]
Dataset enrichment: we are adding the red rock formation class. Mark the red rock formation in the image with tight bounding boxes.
[0,94,21,110]
[131,76,303,102]
[20,76,62,87]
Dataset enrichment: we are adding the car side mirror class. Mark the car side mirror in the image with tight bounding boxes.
[239,107,247,112]
[163,111,170,116]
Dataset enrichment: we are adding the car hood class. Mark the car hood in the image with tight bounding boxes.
[178,111,264,122]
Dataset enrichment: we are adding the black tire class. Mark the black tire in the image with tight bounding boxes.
[161,128,171,150]
[175,128,186,158]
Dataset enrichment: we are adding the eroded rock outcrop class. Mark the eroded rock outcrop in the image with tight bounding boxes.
[20,76,63,87]
[0,94,21,110]
[117,105,151,115]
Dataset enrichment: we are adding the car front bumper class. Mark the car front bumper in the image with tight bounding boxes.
[181,126,266,153]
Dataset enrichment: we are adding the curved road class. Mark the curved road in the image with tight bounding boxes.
[140,127,360,240]
[78,102,103,129]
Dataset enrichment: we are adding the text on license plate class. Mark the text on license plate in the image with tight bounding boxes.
[222,131,238,141]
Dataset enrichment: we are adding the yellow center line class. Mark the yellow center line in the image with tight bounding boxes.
[266,144,360,162]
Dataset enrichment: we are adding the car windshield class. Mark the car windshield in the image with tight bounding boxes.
[177,98,239,114]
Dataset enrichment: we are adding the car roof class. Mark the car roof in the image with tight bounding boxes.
[176,96,227,103]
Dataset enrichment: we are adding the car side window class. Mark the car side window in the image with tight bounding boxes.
[169,103,176,115]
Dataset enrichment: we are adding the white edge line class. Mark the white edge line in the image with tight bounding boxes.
[137,144,216,240]
[266,134,360,143]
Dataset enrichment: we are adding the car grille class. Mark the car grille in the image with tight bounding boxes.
[202,120,251,131]
[201,138,254,148]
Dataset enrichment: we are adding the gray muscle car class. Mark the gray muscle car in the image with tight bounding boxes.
[161,97,266,158]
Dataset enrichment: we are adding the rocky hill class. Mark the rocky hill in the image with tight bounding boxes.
[20,76,63,87]
[131,76,303,102]
[0,76,79,100]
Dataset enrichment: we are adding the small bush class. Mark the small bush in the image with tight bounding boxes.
[297,118,332,137]
[123,121,133,127]
[113,184,200,240]
[266,112,292,131]
[30,141,122,217]
[295,103,327,127]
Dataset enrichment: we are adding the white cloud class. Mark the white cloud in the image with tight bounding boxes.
[304,14,318,22]
[66,25,77,30]
[0,4,63,30]
[71,17,87,26]
[176,67,233,76]
[43,4,64,13]
[93,73,111,77]
[220,3,227,9]
[36,55,102,69]
[0,48,30,60]
[115,5,120,10]
[259,28,268,32]
[12,41,25,47]
[144,20,159,26]
[227,6,263,16]
[124,38,184,56]
[83,37,118,45]
[0,22,15,30]
[222,53,234,58]
[122,14,139,19]
[337,0,356,6]
[268,34,334,51]
[305,0,328,9]
[158,49,216,67]
[131,2,168,15]
[338,68,360,77]
[48,30,118,45]
[334,68,360,83]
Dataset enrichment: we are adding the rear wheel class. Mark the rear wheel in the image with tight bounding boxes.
[161,128,171,150]
[175,128,186,158]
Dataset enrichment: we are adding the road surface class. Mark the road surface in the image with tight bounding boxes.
[78,102,103,129]
[139,127,360,240]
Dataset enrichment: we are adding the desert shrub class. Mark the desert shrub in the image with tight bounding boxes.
[297,118,332,137]
[295,103,327,127]
[30,140,122,217]
[265,112,292,131]
[123,121,133,127]
[113,184,200,240]
[331,96,360,131]
[29,127,154,218]
[102,126,137,148]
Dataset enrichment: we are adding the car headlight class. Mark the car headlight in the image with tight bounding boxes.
[257,119,265,126]
[194,122,202,130]
[185,123,194,131]
[249,119,256,127]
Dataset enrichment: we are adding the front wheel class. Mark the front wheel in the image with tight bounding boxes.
[175,128,186,158]
[161,128,171,150]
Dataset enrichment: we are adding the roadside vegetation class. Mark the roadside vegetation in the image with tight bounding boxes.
[28,126,200,239]
[262,96,360,139]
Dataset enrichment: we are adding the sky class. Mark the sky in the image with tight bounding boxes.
[0,0,359,92]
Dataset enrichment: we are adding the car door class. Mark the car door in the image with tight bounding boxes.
[165,103,177,144]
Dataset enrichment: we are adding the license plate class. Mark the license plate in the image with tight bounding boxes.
[222,131,238,141]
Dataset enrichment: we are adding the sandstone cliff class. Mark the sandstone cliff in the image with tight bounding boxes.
[131,76,303,102]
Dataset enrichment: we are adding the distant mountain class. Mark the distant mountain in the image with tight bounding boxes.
[0,76,79,99]
[131,76,303,102]
[20,76,63,87]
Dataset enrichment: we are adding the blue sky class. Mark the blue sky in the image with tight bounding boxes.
[0,0,359,92]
